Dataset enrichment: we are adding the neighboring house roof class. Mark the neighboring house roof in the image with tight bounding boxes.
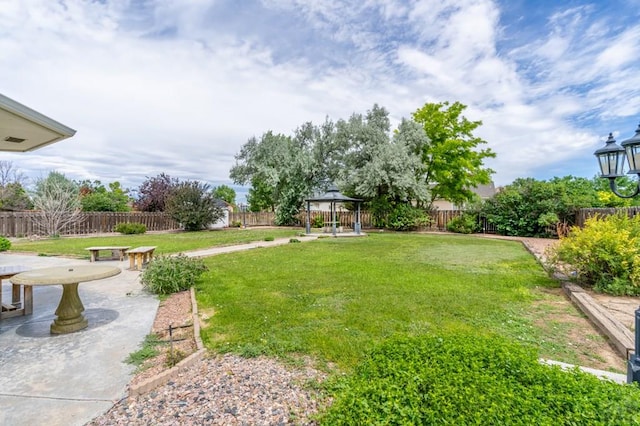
[0,93,76,152]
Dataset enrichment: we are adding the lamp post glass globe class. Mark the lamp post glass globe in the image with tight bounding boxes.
[594,124,640,198]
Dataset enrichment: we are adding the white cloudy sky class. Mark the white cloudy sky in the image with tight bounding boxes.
[2,0,640,202]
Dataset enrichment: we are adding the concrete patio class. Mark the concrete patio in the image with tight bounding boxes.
[0,253,157,426]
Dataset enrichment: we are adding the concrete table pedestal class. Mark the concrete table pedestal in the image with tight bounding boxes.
[51,282,88,334]
[11,265,121,334]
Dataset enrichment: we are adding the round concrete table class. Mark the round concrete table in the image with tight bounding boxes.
[10,265,121,334]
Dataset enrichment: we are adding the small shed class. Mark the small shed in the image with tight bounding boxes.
[207,199,233,229]
[305,185,363,236]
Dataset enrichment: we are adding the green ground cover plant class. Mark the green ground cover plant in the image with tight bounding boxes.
[319,333,640,425]
[197,233,568,369]
[10,228,301,258]
[125,333,162,369]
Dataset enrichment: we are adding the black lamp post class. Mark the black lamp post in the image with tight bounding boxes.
[594,124,640,198]
[594,123,640,384]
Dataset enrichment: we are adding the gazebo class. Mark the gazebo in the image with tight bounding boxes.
[305,185,363,236]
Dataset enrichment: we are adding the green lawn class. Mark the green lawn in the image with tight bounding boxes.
[9,228,302,258]
[196,233,579,370]
[13,230,610,373]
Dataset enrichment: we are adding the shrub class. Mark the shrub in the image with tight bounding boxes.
[0,236,11,251]
[165,181,224,231]
[386,204,430,231]
[264,236,275,241]
[320,333,640,425]
[231,220,242,228]
[446,212,480,234]
[549,213,640,295]
[311,215,324,228]
[479,176,601,237]
[140,254,208,294]
[114,222,147,234]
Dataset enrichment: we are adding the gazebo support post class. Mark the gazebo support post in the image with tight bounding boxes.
[355,203,361,235]
[332,201,337,236]
[305,201,311,235]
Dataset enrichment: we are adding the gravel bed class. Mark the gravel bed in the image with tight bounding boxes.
[89,354,327,425]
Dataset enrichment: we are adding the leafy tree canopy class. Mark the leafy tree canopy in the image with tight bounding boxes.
[134,173,179,212]
[412,101,495,208]
[165,181,224,231]
[334,105,428,204]
[247,177,275,212]
[230,129,321,225]
[212,184,236,206]
[231,102,496,228]
[77,180,131,212]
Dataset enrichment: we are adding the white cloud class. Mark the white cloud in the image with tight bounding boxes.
[1,0,640,198]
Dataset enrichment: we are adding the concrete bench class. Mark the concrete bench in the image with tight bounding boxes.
[126,246,157,270]
[85,246,131,262]
[0,265,32,319]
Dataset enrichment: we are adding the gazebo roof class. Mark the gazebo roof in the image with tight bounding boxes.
[306,185,362,202]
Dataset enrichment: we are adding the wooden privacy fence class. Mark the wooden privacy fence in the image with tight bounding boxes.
[228,211,277,227]
[232,209,490,232]
[0,209,492,237]
[575,207,640,228]
[0,211,179,237]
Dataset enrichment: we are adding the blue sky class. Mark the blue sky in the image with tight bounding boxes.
[2,0,640,202]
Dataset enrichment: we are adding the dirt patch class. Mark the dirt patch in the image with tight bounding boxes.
[531,287,625,373]
[128,290,198,388]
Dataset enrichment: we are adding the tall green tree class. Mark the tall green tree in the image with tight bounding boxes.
[230,128,320,225]
[334,105,426,202]
[412,101,495,209]
[231,101,497,228]
[211,184,236,206]
[332,105,429,228]
[78,180,131,212]
[246,177,275,212]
